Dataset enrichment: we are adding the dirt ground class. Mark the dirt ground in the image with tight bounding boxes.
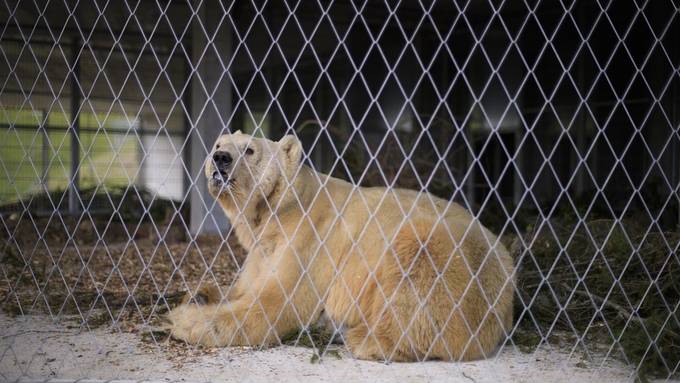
[1,214,245,329]
[0,312,640,383]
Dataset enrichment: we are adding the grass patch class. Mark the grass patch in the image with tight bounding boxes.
[1,128,140,205]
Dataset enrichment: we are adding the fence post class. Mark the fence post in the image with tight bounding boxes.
[189,0,231,235]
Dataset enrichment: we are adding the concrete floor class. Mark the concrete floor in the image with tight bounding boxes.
[0,313,641,382]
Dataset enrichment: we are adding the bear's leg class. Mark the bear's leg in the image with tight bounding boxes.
[167,299,287,347]
[168,246,323,347]
[181,284,223,305]
[168,279,314,347]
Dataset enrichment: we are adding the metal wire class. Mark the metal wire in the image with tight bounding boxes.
[1,0,679,381]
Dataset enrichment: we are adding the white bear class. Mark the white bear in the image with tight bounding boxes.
[168,131,515,361]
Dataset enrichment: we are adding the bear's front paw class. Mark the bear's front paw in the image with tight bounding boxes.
[167,304,226,346]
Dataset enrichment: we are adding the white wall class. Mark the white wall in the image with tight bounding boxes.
[139,134,184,202]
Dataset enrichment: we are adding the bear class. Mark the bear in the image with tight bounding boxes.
[167,131,515,362]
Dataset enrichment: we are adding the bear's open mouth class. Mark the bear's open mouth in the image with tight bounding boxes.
[211,170,234,187]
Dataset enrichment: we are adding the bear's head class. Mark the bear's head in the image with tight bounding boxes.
[205,131,303,208]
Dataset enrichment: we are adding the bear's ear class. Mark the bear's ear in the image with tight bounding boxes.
[278,135,303,166]
[232,129,242,135]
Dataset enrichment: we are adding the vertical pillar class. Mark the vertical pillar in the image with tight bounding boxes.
[189,0,231,235]
[69,36,81,215]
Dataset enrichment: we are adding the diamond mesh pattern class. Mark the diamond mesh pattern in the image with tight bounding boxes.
[1,0,679,381]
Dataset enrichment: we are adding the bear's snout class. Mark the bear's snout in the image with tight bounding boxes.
[213,151,233,169]
[208,150,234,193]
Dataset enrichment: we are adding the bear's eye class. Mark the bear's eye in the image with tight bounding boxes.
[215,144,220,149]
[245,147,254,155]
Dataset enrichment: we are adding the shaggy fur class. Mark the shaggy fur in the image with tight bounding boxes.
[168,131,515,361]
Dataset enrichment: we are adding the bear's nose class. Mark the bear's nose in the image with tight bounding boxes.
[213,151,233,167]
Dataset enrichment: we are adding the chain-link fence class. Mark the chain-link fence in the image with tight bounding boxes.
[1,0,679,382]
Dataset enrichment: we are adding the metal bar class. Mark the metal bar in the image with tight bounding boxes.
[674,36,680,229]
[136,118,146,191]
[0,124,184,137]
[513,128,523,206]
[573,4,586,198]
[0,36,185,59]
[68,36,81,216]
[0,89,181,105]
[41,111,49,190]
[0,22,188,46]
[674,66,679,229]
